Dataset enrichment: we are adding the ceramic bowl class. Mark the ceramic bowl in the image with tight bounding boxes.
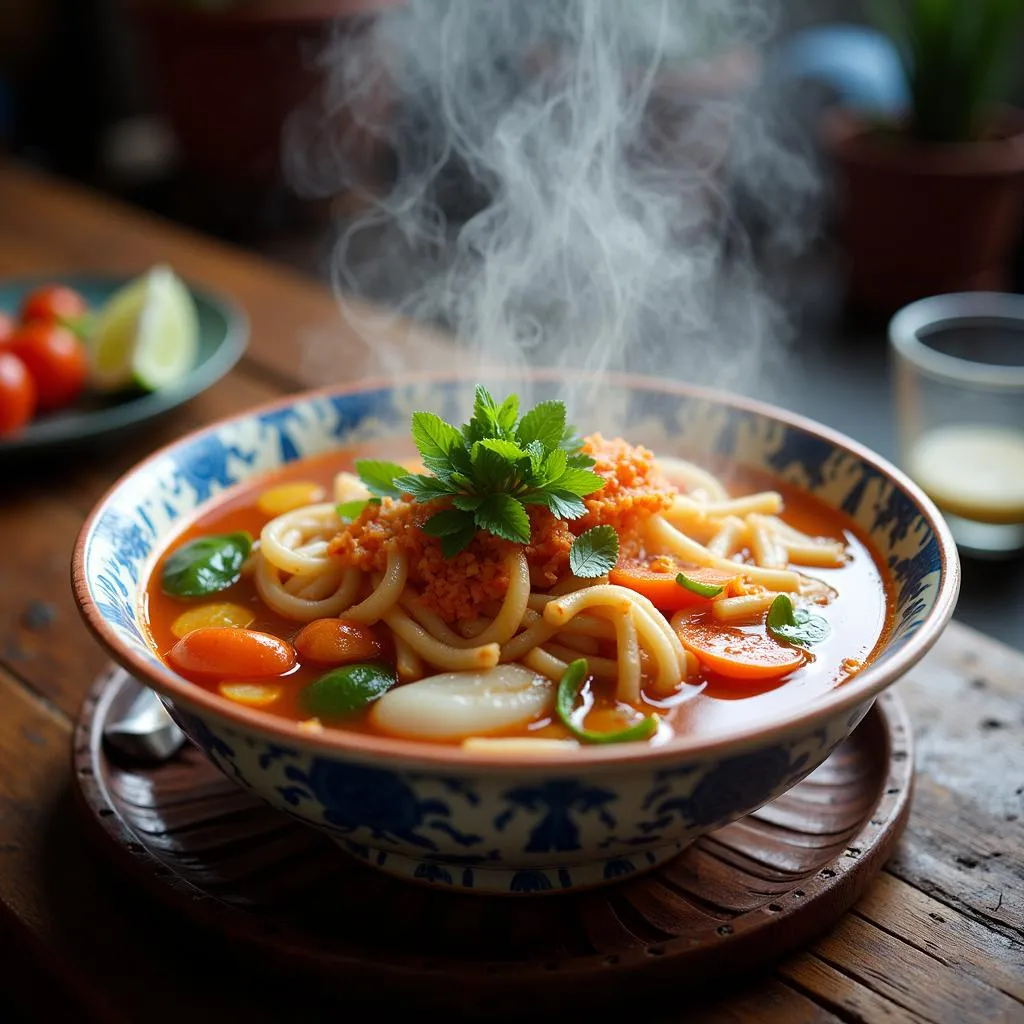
[73,373,959,895]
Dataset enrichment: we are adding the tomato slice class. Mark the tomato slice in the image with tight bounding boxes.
[609,557,738,611]
[674,619,805,681]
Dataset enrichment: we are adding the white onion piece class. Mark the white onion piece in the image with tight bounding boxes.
[370,665,554,741]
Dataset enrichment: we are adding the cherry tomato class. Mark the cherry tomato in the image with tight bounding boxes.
[167,627,297,679]
[294,618,382,665]
[0,352,38,436]
[0,312,14,349]
[9,321,88,412]
[18,285,88,326]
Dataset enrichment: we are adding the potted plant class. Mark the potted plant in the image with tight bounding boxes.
[124,0,393,190]
[824,0,1024,314]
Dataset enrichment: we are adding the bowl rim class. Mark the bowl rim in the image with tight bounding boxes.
[72,368,960,769]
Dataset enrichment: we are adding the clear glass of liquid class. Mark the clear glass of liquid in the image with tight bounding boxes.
[890,292,1024,559]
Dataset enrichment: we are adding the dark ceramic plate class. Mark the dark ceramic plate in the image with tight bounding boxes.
[0,273,248,456]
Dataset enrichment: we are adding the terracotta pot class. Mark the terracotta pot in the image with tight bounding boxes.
[127,1,395,186]
[824,107,1024,314]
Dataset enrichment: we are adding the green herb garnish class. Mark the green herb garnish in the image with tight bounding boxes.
[555,659,658,745]
[335,498,379,522]
[301,662,397,718]
[160,531,252,598]
[569,525,620,579]
[354,386,615,562]
[766,594,830,647]
[675,572,724,598]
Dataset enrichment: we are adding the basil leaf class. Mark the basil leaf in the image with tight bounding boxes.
[569,525,620,578]
[676,572,724,598]
[411,411,464,462]
[301,662,397,718]
[336,499,370,522]
[354,459,409,498]
[474,493,531,544]
[556,659,658,745]
[766,594,831,647]
[516,399,566,450]
[161,532,252,598]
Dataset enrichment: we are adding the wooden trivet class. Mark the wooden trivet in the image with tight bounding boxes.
[73,666,913,1016]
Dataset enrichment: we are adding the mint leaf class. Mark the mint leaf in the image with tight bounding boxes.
[676,572,724,598]
[423,508,476,537]
[516,400,566,450]
[441,523,478,557]
[336,499,371,522]
[411,411,464,462]
[463,385,499,445]
[452,494,484,511]
[474,493,531,544]
[393,474,454,502]
[525,440,546,476]
[766,594,830,647]
[355,459,409,498]
[569,525,619,578]
[553,467,605,497]
[566,452,596,469]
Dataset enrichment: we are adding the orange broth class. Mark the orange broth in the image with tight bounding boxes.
[142,447,895,745]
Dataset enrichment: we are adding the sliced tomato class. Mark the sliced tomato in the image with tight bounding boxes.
[675,618,805,681]
[609,557,738,611]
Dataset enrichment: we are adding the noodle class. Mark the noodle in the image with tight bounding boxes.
[254,555,362,621]
[261,503,340,576]
[382,606,501,671]
[611,609,640,704]
[344,548,409,624]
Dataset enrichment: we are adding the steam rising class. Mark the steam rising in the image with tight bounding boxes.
[286,0,820,408]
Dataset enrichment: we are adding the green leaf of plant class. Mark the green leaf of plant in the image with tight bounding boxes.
[441,523,478,558]
[496,393,520,435]
[336,499,371,522]
[555,659,657,744]
[675,572,724,598]
[766,594,831,647]
[474,493,532,544]
[539,447,567,486]
[568,525,620,578]
[423,508,476,537]
[411,411,464,462]
[471,443,516,489]
[516,400,566,450]
[161,532,252,598]
[543,489,588,520]
[525,440,546,476]
[452,494,484,511]
[566,451,596,469]
[392,473,454,502]
[478,437,528,463]
[553,467,606,497]
[301,662,396,718]
[354,459,410,498]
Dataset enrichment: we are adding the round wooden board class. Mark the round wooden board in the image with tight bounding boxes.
[73,666,913,1017]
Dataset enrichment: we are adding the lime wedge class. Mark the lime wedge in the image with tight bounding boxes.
[89,265,199,392]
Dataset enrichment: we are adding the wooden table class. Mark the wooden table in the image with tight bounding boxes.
[0,160,1021,1024]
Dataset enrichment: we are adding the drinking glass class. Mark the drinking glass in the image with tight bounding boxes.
[889,292,1024,559]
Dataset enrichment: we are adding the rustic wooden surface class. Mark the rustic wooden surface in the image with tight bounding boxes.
[72,670,914,1018]
[0,160,1022,1023]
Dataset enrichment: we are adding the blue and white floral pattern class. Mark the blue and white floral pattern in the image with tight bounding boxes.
[81,378,948,894]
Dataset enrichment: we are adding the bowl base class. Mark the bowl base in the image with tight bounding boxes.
[331,836,690,895]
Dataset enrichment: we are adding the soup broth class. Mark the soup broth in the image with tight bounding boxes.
[143,442,894,749]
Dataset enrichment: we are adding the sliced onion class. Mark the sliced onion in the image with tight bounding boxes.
[370,665,554,742]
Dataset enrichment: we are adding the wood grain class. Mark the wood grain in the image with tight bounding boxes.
[72,668,913,1018]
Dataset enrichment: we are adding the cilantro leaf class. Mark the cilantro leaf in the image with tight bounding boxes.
[552,467,605,497]
[411,411,464,463]
[766,594,831,647]
[474,493,531,544]
[355,459,409,498]
[336,499,372,522]
[516,400,566,450]
[569,525,620,578]
[441,523,478,558]
[423,508,476,537]
[392,474,454,502]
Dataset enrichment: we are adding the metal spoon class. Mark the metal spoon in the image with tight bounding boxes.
[103,670,186,764]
